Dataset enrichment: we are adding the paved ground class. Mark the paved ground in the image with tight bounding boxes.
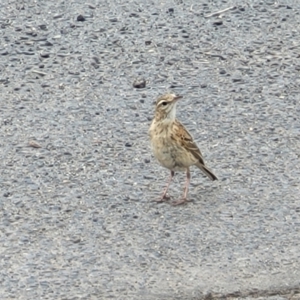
[0,0,300,299]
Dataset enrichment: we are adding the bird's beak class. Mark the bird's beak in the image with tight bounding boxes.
[173,95,183,102]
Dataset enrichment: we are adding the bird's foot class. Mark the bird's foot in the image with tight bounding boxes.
[154,193,171,202]
[171,197,189,206]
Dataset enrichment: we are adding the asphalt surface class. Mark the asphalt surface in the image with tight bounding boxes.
[0,0,300,299]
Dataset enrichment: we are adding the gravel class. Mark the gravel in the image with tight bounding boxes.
[0,0,300,299]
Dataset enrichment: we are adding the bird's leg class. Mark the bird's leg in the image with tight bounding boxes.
[155,170,174,202]
[183,168,191,199]
[172,168,190,205]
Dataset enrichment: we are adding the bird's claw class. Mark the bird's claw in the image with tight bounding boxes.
[171,198,189,206]
[154,193,170,202]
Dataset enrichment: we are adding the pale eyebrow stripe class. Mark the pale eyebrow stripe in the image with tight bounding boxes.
[157,99,168,106]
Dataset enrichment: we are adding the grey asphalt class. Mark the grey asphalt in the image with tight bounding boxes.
[0,0,300,299]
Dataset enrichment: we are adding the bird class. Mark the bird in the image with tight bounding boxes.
[149,93,217,205]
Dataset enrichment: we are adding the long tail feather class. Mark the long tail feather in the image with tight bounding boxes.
[196,163,218,181]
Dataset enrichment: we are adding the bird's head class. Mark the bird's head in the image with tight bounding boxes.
[154,93,182,121]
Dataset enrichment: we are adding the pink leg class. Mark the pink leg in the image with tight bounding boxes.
[155,170,175,202]
[172,168,190,206]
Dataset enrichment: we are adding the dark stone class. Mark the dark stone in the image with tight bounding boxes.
[77,15,85,22]
[133,78,146,88]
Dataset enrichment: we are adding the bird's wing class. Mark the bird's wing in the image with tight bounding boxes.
[172,120,205,165]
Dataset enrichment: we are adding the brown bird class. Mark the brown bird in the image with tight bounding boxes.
[149,93,217,205]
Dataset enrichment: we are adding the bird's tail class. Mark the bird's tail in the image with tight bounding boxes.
[196,163,218,181]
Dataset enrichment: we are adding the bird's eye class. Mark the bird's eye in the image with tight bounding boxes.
[161,102,167,106]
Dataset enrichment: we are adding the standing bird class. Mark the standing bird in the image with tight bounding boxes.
[149,93,217,205]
